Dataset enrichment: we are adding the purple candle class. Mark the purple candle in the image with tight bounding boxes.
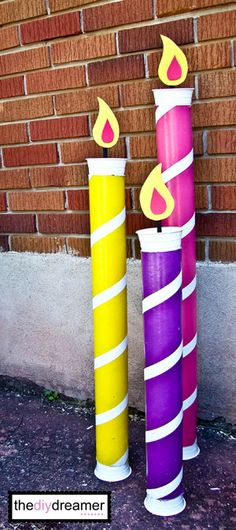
[137,227,185,516]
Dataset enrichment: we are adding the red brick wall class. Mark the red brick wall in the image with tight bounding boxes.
[0,0,235,262]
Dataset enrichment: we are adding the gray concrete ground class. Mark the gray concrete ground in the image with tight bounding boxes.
[0,376,235,530]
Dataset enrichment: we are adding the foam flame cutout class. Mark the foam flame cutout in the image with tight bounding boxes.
[92,97,119,148]
[140,164,174,221]
[158,35,188,86]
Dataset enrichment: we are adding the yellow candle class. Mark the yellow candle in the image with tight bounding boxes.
[87,158,131,482]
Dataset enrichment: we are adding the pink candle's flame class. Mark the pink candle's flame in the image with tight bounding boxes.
[150,187,168,216]
[101,119,115,143]
[167,56,182,81]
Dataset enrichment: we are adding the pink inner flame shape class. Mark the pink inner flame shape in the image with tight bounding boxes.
[167,56,182,81]
[101,119,114,143]
[150,188,167,215]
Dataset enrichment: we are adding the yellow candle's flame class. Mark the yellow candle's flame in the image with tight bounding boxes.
[92,97,119,148]
[158,35,188,86]
[139,164,174,221]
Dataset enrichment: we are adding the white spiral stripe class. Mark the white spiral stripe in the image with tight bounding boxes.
[144,342,183,381]
[155,98,190,121]
[93,274,127,310]
[113,448,129,467]
[91,207,126,247]
[182,275,197,300]
[94,336,128,369]
[155,103,175,122]
[96,394,128,426]
[146,408,183,443]
[183,387,197,411]
[162,149,194,184]
[181,213,195,239]
[183,334,197,358]
[146,467,183,499]
[143,272,182,314]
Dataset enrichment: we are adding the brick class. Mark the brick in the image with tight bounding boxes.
[195,158,236,183]
[117,108,155,134]
[0,76,24,99]
[50,0,98,11]
[30,165,88,188]
[21,11,81,44]
[67,190,89,210]
[129,131,203,159]
[133,183,207,210]
[211,186,236,210]
[156,0,233,17]
[67,237,91,256]
[126,238,133,257]
[193,101,236,128]
[2,96,54,123]
[134,238,141,259]
[3,144,58,168]
[0,169,30,190]
[119,18,193,54]
[30,116,89,141]
[9,191,65,212]
[61,138,126,163]
[0,235,9,251]
[133,188,141,210]
[195,185,208,210]
[52,33,116,65]
[0,27,19,51]
[148,41,230,77]
[0,193,6,211]
[196,240,205,261]
[0,47,50,77]
[55,85,119,116]
[198,10,236,41]
[26,66,86,94]
[208,130,236,155]
[84,0,153,32]
[209,240,236,262]
[126,161,156,185]
[0,214,36,233]
[125,189,133,211]
[0,123,28,145]
[38,213,90,234]
[130,135,156,159]
[88,55,145,87]
[126,212,155,235]
[92,107,154,135]
[0,0,46,25]
[193,132,204,156]
[11,235,66,253]
[199,70,236,99]
[196,213,236,237]
[121,79,158,107]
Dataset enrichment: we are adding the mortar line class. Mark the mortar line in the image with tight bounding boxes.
[45,0,50,15]
[193,17,198,44]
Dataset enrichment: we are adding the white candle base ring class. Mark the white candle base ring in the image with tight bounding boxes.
[144,494,186,517]
[183,440,200,461]
[94,461,132,482]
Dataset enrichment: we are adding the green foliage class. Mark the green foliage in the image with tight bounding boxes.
[43,389,59,402]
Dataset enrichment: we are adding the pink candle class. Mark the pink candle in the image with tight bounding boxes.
[153,87,199,460]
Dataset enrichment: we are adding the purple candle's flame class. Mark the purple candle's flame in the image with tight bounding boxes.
[150,188,167,216]
[167,56,182,81]
[101,119,115,143]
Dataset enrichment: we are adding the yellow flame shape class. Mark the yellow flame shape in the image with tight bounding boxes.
[92,97,119,148]
[139,164,174,221]
[158,35,188,86]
